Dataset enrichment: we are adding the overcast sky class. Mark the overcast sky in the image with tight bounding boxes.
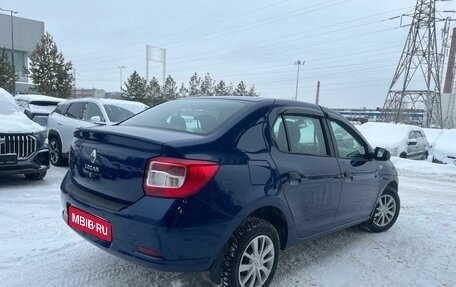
[2,0,455,108]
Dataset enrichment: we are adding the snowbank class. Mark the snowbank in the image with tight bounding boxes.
[391,156,456,177]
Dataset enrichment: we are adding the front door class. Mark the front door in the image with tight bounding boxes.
[270,113,342,238]
[328,119,380,224]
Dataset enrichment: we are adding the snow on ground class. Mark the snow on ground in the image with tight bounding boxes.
[1,162,455,287]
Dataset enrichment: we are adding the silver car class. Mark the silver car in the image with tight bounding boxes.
[357,122,430,160]
[47,98,148,166]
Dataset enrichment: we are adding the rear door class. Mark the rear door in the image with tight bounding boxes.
[327,119,380,224]
[269,109,342,238]
[60,102,97,153]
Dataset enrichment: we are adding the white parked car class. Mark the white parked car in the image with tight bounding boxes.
[0,88,50,180]
[357,122,430,159]
[14,94,64,127]
[431,129,456,165]
[47,98,148,166]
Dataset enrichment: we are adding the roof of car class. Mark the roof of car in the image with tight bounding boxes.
[14,94,64,103]
[187,96,322,110]
[0,87,13,99]
[59,97,148,107]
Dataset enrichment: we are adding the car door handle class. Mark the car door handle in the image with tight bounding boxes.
[287,172,301,186]
[344,171,355,178]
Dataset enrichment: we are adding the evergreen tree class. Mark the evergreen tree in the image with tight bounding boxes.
[188,73,201,97]
[0,49,17,94]
[227,83,235,95]
[162,75,178,101]
[200,73,215,96]
[247,84,259,97]
[124,71,148,104]
[177,83,188,98]
[215,80,229,96]
[148,77,162,106]
[28,32,73,98]
[234,81,247,96]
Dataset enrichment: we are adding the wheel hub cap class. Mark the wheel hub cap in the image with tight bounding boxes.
[373,194,396,227]
[238,235,275,287]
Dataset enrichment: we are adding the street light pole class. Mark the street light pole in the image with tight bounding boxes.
[118,65,126,94]
[0,7,18,95]
[294,60,305,101]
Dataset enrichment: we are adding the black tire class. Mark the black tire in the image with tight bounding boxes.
[221,218,279,287]
[421,151,429,160]
[399,152,407,159]
[366,187,400,233]
[25,170,47,180]
[49,136,64,166]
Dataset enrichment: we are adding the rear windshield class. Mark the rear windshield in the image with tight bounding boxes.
[120,99,250,134]
[104,105,137,122]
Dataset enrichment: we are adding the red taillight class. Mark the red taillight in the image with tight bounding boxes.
[143,157,219,198]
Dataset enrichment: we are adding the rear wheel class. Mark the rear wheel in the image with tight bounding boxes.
[366,187,400,233]
[221,218,279,287]
[399,152,407,159]
[25,170,47,180]
[421,151,429,160]
[49,136,64,166]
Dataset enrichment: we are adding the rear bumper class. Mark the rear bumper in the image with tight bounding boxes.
[0,149,50,175]
[60,172,237,272]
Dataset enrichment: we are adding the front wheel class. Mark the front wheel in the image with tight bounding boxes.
[366,187,400,233]
[49,136,64,166]
[221,218,279,287]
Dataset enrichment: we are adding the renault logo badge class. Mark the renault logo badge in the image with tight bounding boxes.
[90,149,97,164]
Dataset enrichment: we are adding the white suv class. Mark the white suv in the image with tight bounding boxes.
[47,98,148,166]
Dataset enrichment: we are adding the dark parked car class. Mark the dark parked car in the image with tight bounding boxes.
[61,97,400,286]
[0,90,50,180]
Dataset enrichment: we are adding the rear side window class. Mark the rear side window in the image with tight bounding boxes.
[54,103,70,115]
[66,102,86,119]
[121,99,250,134]
[272,115,328,156]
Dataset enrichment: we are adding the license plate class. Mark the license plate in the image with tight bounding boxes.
[68,206,112,242]
[0,154,17,164]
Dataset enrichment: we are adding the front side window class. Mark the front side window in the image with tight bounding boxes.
[272,114,328,156]
[330,120,367,159]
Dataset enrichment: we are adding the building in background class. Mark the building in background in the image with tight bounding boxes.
[334,108,424,125]
[72,88,105,99]
[0,13,44,94]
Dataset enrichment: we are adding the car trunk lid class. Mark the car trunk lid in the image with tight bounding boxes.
[70,126,203,203]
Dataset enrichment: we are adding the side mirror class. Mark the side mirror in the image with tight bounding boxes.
[90,116,105,125]
[408,139,418,146]
[374,147,390,161]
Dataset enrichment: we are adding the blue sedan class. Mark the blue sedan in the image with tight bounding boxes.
[61,97,400,287]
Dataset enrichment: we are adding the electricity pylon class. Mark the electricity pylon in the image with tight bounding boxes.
[381,0,444,127]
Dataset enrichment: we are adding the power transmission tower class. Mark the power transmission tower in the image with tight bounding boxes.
[380,0,446,128]
[146,45,166,85]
